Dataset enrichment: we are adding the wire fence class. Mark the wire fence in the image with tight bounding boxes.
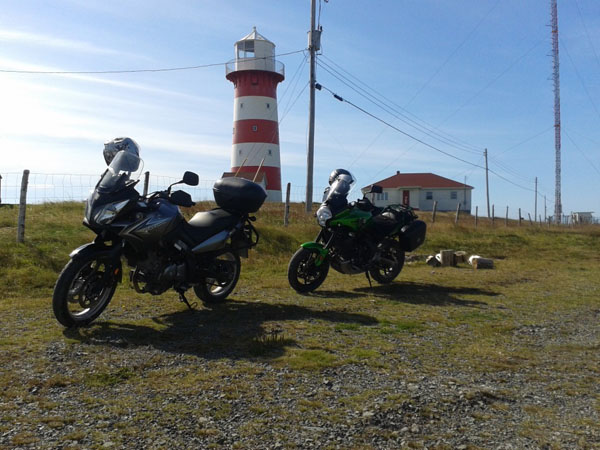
[0,171,327,205]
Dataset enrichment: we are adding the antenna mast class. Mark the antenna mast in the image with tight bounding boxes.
[551,0,562,223]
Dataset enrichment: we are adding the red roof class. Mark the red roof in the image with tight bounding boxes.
[365,172,473,189]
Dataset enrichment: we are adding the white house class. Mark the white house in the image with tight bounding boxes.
[361,171,473,212]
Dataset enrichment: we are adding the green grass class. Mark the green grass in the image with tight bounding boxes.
[0,202,599,447]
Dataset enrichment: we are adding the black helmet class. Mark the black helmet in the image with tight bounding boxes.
[103,137,140,166]
[328,168,352,185]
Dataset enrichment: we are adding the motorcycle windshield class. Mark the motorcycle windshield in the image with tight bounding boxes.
[323,173,355,214]
[97,151,143,193]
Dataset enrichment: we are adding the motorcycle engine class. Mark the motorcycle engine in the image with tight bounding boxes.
[131,250,186,295]
[331,231,376,274]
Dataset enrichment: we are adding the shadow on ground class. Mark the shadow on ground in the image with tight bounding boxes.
[64,299,377,359]
[353,281,496,307]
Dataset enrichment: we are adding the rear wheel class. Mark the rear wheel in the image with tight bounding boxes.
[194,251,240,304]
[52,249,120,327]
[369,240,405,284]
[288,247,329,293]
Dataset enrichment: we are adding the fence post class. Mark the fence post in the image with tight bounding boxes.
[518,208,522,226]
[284,182,291,226]
[17,170,30,243]
[475,206,478,228]
[455,203,461,225]
[143,171,150,196]
[505,206,509,227]
[0,174,2,205]
[491,204,495,226]
[528,213,533,226]
[432,201,437,223]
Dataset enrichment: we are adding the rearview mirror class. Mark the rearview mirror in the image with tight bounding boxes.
[369,184,383,194]
[182,171,199,186]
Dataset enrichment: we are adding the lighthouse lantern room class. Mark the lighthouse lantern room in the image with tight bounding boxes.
[226,27,285,202]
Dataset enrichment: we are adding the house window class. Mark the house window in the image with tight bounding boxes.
[426,191,433,200]
[451,191,457,199]
[268,149,272,155]
[376,192,388,201]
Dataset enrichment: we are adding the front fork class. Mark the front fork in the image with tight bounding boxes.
[300,229,332,267]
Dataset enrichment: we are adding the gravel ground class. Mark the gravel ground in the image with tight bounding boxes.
[1,304,598,450]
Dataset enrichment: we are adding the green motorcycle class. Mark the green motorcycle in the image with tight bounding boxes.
[288,169,426,293]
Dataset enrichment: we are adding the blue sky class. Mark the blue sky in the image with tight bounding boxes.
[1,0,599,217]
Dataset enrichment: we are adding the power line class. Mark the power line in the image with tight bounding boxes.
[320,54,483,153]
[319,83,537,193]
[0,50,306,74]
[318,58,483,155]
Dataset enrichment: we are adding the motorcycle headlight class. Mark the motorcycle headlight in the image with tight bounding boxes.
[93,200,130,225]
[316,205,333,227]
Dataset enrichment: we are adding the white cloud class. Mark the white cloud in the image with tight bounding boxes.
[0,29,153,61]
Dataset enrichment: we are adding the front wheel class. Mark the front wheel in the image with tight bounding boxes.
[52,249,120,327]
[369,240,405,284]
[288,247,330,293]
[194,251,241,304]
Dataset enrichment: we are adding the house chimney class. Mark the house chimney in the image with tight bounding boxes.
[396,170,400,175]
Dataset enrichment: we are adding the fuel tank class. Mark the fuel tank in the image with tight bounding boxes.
[120,199,183,247]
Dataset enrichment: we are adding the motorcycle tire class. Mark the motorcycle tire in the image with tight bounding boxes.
[194,251,240,304]
[369,240,405,284]
[288,247,330,293]
[52,249,119,328]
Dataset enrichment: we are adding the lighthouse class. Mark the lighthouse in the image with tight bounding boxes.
[226,27,285,202]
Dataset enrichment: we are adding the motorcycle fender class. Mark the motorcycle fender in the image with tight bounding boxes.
[300,242,329,267]
[68,242,123,282]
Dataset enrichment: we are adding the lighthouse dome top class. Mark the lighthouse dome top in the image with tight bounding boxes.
[227,27,284,78]
[237,26,272,44]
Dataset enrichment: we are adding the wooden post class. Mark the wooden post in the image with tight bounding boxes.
[440,249,455,266]
[0,174,2,205]
[518,208,522,226]
[284,182,291,226]
[491,204,495,225]
[17,170,30,243]
[143,171,150,196]
[432,201,437,223]
[528,213,533,226]
[505,206,509,227]
[475,206,478,228]
[455,202,461,225]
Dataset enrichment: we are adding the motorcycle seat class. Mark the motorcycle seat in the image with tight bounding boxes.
[183,208,240,242]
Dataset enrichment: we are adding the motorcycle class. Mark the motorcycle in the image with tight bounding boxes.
[52,149,266,327]
[287,170,426,293]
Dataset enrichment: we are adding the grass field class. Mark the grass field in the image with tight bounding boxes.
[0,202,598,448]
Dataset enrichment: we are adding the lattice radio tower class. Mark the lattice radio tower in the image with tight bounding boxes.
[551,0,562,221]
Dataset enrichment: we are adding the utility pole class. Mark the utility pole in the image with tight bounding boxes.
[305,0,318,213]
[551,0,562,222]
[484,148,490,218]
[534,177,538,223]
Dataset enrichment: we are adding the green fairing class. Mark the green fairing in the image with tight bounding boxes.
[329,208,372,231]
[300,242,329,267]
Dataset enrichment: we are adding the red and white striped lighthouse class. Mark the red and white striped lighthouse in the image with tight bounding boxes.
[226,27,285,202]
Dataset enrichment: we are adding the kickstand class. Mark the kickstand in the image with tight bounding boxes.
[177,290,196,310]
[365,271,373,289]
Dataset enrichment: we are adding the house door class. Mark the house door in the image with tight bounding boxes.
[402,190,410,205]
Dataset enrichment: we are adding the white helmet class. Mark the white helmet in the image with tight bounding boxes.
[103,137,140,165]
